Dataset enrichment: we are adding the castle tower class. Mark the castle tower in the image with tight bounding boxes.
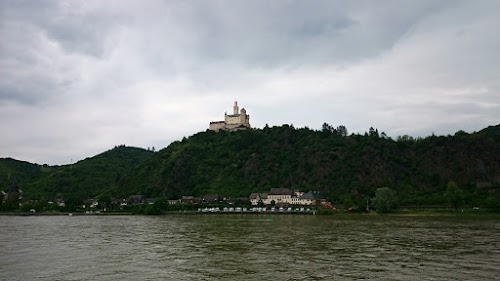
[240,108,248,124]
[210,101,251,131]
[233,101,239,115]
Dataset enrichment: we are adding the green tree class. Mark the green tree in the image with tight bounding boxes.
[152,197,168,212]
[368,127,379,138]
[444,181,464,210]
[64,196,83,212]
[144,204,160,215]
[322,123,335,134]
[1,200,19,211]
[372,187,398,213]
[336,125,348,137]
[98,195,112,210]
[20,202,34,212]
[48,203,61,212]
[340,195,354,209]
[484,196,500,212]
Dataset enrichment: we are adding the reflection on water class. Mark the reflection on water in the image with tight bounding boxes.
[1,215,499,280]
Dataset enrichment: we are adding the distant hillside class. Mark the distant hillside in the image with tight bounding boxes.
[0,158,41,190]
[117,124,500,207]
[1,146,154,199]
[477,124,500,137]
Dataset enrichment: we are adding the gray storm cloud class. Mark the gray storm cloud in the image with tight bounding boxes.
[1,0,499,164]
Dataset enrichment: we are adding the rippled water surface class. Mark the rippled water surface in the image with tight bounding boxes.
[1,214,499,280]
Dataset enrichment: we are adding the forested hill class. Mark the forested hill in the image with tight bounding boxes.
[1,146,154,199]
[117,124,500,206]
[2,125,499,207]
[0,158,41,190]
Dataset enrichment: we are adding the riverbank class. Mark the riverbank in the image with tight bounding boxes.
[1,209,499,217]
[0,211,134,216]
[390,208,500,217]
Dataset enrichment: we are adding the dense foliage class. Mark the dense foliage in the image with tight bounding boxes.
[2,124,500,211]
[372,187,399,212]
[1,146,154,200]
[0,158,41,190]
[118,124,500,209]
[445,181,465,210]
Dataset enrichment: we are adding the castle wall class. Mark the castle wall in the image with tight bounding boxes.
[225,115,242,125]
[209,122,226,131]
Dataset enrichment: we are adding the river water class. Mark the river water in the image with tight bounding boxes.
[0,214,499,280]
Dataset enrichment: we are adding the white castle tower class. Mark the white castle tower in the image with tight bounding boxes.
[209,101,251,131]
[233,101,239,115]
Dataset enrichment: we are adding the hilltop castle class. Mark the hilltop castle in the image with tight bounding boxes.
[209,101,251,131]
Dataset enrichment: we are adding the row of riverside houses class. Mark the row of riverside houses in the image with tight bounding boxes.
[167,189,325,207]
[110,188,324,207]
[2,188,325,211]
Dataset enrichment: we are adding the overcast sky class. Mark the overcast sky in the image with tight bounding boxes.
[1,0,499,165]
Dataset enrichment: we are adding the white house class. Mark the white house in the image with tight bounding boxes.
[250,188,318,206]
